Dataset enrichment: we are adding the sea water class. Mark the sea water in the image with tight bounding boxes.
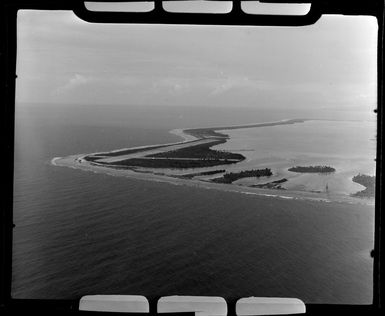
[12,103,375,303]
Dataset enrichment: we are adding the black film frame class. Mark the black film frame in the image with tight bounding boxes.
[1,1,384,315]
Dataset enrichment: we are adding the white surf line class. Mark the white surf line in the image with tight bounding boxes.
[51,157,62,166]
[54,157,311,202]
[239,190,335,202]
[54,153,374,206]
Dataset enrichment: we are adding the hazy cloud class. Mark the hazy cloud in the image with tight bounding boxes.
[16,10,377,112]
[54,74,89,95]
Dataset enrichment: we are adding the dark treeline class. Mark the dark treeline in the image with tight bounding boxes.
[110,158,238,169]
[288,165,335,173]
[352,174,375,198]
[83,155,101,162]
[212,168,273,184]
[148,139,245,161]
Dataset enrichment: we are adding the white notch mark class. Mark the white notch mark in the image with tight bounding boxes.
[79,295,149,313]
[158,296,228,316]
[241,1,311,16]
[236,297,306,315]
[84,1,155,13]
[163,1,233,14]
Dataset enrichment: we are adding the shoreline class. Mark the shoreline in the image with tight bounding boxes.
[52,119,375,206]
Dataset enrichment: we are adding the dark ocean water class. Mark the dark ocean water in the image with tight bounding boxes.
[12,104,374,303]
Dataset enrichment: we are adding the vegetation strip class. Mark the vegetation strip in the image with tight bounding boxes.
[351,174,375,198]
[212,168,273,184]
[107,158,239,169]
[288,166,336,173]
[146,139,244,160]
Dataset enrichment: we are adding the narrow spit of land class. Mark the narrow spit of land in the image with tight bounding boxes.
[52,118,375,205]
[82,118,306,170]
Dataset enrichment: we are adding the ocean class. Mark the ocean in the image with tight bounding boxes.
[12,103,375,304]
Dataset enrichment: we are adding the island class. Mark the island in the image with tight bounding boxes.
[212,168,273,184]
[351,174,375,198]
[288,165,336,173]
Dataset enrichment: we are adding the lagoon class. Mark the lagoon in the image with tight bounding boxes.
[213,120,376,196]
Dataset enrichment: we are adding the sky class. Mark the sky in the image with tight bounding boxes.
[16,7,377,115]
